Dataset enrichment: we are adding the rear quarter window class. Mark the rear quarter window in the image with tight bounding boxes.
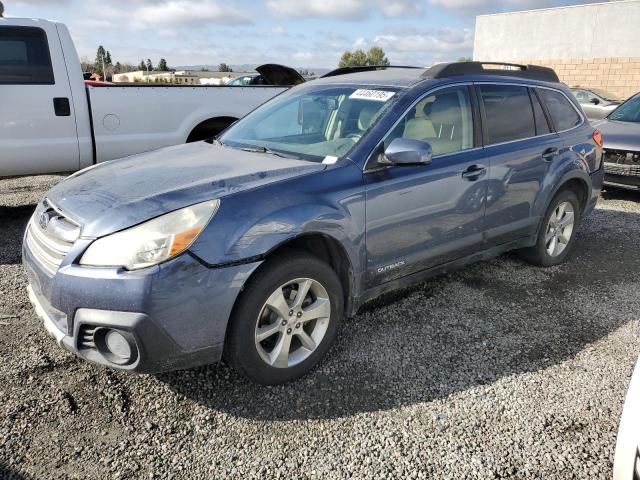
[538,89,582,131]
[0,26,54,85]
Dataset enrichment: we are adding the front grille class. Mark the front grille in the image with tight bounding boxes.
[78,324,97,350]
[25,200,80,275]
[604,149,640,166]
[605,163,640,177]
[604,149,640,177]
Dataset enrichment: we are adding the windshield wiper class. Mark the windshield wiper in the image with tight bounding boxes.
[239,146,297,159]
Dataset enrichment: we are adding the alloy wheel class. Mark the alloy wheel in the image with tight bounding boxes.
[254,278,331,368]
[545,201,575,257]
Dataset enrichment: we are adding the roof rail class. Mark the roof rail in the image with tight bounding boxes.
[321,65,422,78]
[421,62,559,83]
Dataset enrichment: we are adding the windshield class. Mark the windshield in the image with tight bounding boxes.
[219,85,399,161]
[608,94,640,122]
[590,88,619,102]
[227,76,253,86]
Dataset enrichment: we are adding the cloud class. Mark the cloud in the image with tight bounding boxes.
[87,0,253,28]
[426,0,601,15]
[132,0,252,27]
[266,0,421,20]
[10,0,70,4]
[354,27,474,65]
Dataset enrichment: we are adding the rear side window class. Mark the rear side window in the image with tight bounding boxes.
[479,85,535,144]
[538,89,582,131]
[530,90,551,135]
[0,26,54,85]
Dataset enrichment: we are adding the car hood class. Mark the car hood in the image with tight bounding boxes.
[594,119,640,151]
[255,64,305,86]
[46,142,325,238]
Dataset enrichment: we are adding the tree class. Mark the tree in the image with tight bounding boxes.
[157,58,168,71]
[338,47,389,68]
[94,46,106,72]
[366,46,389,66]
[218,63,232,72]
[114,61,122,74]
[146,58,153,71]
[339,49,366,68]
[457,56,472,62]
[105,50,112,65]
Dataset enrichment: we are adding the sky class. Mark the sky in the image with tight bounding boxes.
[4,0,601,70]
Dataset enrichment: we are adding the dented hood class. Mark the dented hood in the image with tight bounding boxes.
[46,142,324,238]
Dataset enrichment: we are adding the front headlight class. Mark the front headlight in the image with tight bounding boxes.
[80,199,220,270]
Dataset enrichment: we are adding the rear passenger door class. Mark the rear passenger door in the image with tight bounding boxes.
[0,23,79,175]
[477,83,559,246]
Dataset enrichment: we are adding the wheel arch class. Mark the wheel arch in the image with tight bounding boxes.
[251,232,355,317]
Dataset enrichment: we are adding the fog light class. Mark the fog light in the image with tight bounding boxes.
[104,330,132,361]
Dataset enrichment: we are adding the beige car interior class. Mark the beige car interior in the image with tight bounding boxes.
[400,90,473,156]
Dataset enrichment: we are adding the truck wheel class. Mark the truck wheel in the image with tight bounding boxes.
[519,189,581,267]
[224,253,343,385]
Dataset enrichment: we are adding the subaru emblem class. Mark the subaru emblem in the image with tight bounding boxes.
[39,212,49,230]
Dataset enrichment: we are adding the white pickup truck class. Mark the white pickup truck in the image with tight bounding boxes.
[0,17,303,176]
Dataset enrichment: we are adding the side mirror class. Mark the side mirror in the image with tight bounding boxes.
[380,138,433,166]
[590,98,600,105]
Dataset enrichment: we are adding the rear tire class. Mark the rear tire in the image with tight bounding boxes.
[224,252,343,385]
[519,189,581,267]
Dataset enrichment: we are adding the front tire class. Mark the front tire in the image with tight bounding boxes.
[224,252,343,385]
[520,189,581,267]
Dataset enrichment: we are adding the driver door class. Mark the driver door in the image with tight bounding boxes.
[364,85,488,285]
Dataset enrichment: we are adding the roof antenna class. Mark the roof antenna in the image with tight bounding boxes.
[0,2,4,17]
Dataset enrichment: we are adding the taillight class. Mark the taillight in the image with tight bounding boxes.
[593,129,603,147]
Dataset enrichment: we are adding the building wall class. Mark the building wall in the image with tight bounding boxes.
[516,57,640,99]
[474,0,640,98]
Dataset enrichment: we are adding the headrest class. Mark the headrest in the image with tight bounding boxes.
[429,93,461,125]
[358,103,380,131]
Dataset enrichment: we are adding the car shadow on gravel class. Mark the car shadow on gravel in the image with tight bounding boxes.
[159,196,640,421]
[0,464,29,480]
[0,205,35,265]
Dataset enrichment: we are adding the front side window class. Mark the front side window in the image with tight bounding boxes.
[538,88,582,131]
[572,89,589,103]
[480,85,535,144]
[220,85,399,161]
[0,26,54,85]
[384,86,474,156]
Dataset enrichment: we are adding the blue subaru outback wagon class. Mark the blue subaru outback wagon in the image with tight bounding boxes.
[24,62,604,384]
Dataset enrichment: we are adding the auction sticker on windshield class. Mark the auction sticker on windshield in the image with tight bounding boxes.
[349,89,395,102]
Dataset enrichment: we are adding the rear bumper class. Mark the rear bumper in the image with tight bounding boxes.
[24,242,261,373]
[585,166,604,217]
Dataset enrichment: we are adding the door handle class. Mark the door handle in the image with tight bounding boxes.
[53,97,71,117]
[461,165,487,181]
[541,147,558,162]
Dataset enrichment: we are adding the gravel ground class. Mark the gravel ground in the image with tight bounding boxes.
[1,175,639,479]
